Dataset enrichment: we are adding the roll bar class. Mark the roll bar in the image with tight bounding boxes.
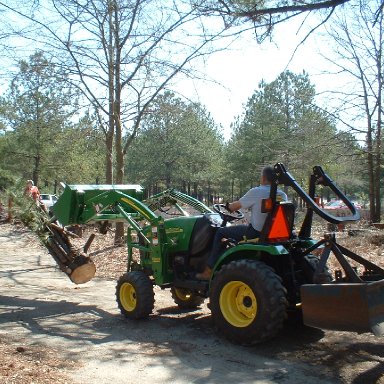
[270,163,361,237]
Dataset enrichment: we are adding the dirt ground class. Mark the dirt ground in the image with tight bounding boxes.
[0,222,384,384]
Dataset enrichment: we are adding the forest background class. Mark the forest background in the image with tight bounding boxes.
[0,0,382,223]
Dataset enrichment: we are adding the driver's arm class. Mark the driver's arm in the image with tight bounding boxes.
[227,201,241,212]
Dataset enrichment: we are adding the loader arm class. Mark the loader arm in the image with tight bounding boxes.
[78,190,158,224]
[53,184,156,226]
[46,184,171,284]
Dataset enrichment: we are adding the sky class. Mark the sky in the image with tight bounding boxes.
[173,14,338,140]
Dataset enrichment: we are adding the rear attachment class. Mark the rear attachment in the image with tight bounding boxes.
[302,280,384,336]
[301,234,384,336]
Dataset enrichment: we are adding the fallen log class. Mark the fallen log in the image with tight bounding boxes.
[36,208,96,284]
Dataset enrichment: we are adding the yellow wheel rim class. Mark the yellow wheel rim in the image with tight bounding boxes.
[174,288,191,301]
[219,281,257,328]
[120,282,137,312]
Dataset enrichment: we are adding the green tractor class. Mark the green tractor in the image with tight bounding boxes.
[46,163,384,345]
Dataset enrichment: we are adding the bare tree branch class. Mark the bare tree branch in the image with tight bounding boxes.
[200,0,349,21]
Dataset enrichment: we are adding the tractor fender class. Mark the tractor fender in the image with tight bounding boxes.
[212,243,289,276]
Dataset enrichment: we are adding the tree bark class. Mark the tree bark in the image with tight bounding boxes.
[105,131,113,184]
[374,14,383,222]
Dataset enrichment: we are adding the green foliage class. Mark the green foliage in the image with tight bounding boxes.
[43,114,106,186]
[226,70,363,196]
[0,51,105,189]
[0,51,76,184]
[0,55,367,204]
[125,92,224,197]
[0,166,16,191]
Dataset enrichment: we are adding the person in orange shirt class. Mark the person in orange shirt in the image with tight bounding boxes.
[24,180,41,203]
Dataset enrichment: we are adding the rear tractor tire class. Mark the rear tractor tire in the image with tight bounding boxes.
[210,260,288,345]
[171,287,205,309]
[116,271,154,319]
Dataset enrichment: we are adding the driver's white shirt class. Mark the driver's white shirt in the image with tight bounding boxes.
[239,185,287,231]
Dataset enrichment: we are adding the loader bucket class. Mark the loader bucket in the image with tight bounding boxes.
[301,279,384,336]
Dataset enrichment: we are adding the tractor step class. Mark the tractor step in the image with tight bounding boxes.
[301,279,384,336]
[173,278,209,293]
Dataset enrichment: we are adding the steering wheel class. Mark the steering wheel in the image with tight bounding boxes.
[212,203,244,223]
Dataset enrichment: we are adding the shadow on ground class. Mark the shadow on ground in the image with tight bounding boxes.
[1,294,383,383]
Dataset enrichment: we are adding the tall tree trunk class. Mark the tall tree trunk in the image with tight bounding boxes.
[362,72,376,222]
[114,57,123,182]
[367,129,376,222]
[112,0,125,244]
[115,116,124,184]
[374,22,383,223]
[164,161,172,189]
[33,154,41,187]
[374,147,381,223]
[193,182,198,198]
[105,131,113,184]
[374,108,382,223]
[106,1,115,184]
[207,181,211,205]
[34,102,41,187]
[114,108,126,244]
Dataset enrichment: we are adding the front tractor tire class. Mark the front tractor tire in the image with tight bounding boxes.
[210,260,288,345]
[116,271,154,319]
[171,287,205,309]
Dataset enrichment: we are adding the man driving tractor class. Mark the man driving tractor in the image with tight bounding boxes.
[196,165,287,280]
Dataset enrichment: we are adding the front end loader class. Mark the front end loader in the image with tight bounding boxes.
[40,164,384,345]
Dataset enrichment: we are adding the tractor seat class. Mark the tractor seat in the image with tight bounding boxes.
[189,216,215,257]
[239,202,295,244]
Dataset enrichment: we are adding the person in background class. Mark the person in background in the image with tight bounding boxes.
[196,165,287,280]
[24,180,41,204]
